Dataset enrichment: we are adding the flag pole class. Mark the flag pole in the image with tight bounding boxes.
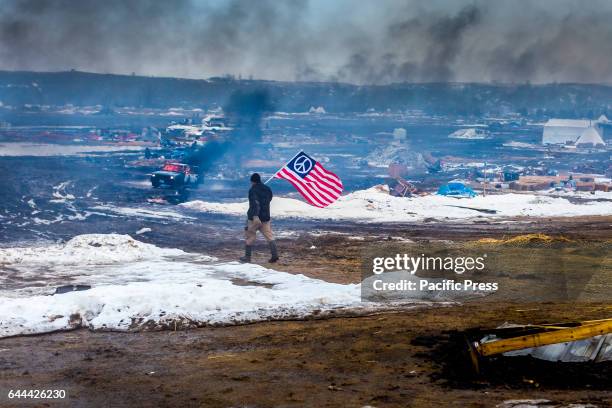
[264,172,278,185]
[264,150,304,185]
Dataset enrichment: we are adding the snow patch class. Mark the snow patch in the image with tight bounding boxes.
[0,234,185,266]
[93,205,194,220]
[0,234,367,338]
[0,267,363,337]
[0,143,146,157]
[181,186,612,223]
[51,181,75,202]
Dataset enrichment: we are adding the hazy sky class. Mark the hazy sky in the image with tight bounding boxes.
[2,0,612,84]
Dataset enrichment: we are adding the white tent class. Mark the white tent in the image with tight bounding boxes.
[542,119,591,145]
[576,127,606,147]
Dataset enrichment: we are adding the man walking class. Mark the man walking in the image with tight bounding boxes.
[240,173,279,263]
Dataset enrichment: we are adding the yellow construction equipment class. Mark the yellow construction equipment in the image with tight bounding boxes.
[468,318,612,374]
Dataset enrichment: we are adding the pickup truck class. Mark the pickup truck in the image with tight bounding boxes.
[150,162,200,189]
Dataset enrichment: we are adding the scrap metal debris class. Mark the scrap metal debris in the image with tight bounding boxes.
[469,319,612,373]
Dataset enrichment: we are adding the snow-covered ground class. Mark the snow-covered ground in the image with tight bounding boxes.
[181,186,612,223]
[0,143,146,156]
[0,233,479,338]
[92,204,195,220]
[545,188,612,200]
[0,234,188,269]
[0,234,368,337]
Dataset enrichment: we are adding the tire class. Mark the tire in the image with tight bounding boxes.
[179,189,189,202]
[151,178,160,188]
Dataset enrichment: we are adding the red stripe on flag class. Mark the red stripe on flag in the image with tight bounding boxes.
[304,177,340,201]
[277,175,324,208]
[280,168,336,207]
[314,162,342,183]
[304,174,341,200]
[304,179,336,203]
[273,155,343,207]
[313,163,343,189]
[314,170,342,190]
[277,169,327,207]
[282,168,334,206]
[305,171,342,195]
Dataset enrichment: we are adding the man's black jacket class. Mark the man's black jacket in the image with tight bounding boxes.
[247,182,273,222]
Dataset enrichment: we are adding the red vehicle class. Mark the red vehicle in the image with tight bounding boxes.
[150,162,200,189]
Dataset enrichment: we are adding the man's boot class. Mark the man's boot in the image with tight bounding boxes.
[268,241,279,263]
[240,245,252,263]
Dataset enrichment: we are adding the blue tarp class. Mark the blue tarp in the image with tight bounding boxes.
[437,182,477,197]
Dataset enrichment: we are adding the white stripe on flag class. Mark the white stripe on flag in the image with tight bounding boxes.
[313,164,343,189]
[277,169,327,207]
[273,156,343,207]
[305,170,342,195]
[282,168,334,205]
[304,174,339,199]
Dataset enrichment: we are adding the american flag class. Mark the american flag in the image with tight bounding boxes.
[273,151,343,207]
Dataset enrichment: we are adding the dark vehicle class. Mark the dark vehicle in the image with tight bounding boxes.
[150,162,200,189]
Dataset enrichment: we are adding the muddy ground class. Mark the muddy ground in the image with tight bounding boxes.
[0,218,611,407]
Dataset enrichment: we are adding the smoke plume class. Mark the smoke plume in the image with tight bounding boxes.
[2,0,612,84]
[223,89,274,143]
[185,89,274,173]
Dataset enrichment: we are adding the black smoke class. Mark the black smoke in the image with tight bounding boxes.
[337,4,482,83]
[185,89,274,174]
[2,0,612,84]
[184,140,229,174]
[223,89,274,143]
